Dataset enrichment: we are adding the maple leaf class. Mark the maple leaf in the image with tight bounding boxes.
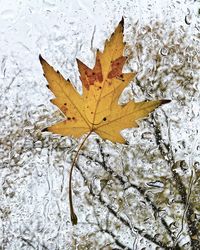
[39,18,169,144]
[39,18,170,225]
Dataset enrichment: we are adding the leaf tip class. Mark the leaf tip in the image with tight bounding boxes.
[39,54,44,63]
[76,58,82,68]
[161,99,171,105]
[119,17,124,28]
[76,58,81,63]
[41,127,49,132]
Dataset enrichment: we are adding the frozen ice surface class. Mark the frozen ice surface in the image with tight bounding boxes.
[0,0,200,249]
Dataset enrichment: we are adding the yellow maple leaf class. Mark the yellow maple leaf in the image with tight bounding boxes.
[39,18,170,225]
[39,18,169,144]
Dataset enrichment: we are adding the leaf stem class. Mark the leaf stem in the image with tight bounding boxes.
[69,131,92,225]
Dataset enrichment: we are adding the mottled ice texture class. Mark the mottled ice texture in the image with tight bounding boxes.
[0,0,200,249]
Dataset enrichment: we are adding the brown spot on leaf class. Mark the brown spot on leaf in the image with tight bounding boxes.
[108,56,126,79]
[61,104,68,114]
[77,54,103,90]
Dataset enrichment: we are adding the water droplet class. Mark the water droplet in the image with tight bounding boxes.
[91,176,101,194]
[34,141,42,148]
[185,8,192,25]
[185,14,192,25]
[37,171,43,177]
[1,9,15,20]
[179,160,188,172]
[146,180,164,189]
[142,132,152,139]
[24,139,33,150]
[86,160,91,166]
[160,47,168,56]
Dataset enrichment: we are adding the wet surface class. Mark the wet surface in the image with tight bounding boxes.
[0,0,200,249]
